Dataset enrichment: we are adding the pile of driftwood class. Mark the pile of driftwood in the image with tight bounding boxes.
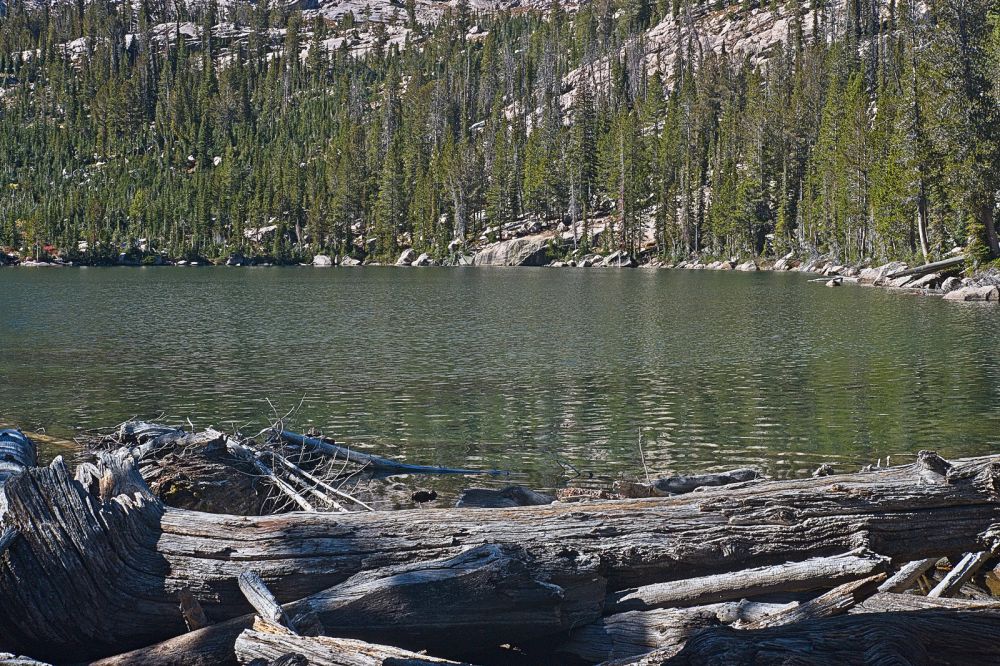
[4,424,1000,665]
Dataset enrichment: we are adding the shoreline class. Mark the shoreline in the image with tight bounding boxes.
[5,248,999,303]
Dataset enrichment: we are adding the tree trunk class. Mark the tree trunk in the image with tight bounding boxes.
[4,451,1000,661]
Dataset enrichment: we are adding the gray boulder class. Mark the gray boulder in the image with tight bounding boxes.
[396,248,417,266]
[340,255,360,266]
[412,252,432,267]
[472,236,559,266]
[942,285,1000,302]
[312,254,333,267]
[940,277,963,293]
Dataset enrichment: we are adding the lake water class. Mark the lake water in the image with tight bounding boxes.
[2,266,999,489]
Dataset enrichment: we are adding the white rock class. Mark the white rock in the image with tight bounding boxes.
[312,254,334,267]
[396,248,417,266]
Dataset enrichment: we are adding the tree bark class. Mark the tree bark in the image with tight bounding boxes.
[4,451,1000,661]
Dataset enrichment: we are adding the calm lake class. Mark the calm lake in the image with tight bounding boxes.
[2,266,999,489]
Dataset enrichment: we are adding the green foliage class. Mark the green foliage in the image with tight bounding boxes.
[0,0,997,265]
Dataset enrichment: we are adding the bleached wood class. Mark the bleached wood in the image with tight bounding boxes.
[877,557,938,592]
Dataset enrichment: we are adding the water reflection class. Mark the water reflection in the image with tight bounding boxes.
[1,266,998,488]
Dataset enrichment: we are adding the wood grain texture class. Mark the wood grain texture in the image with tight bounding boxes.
[234,627,474,666]
[5,450,1000,660]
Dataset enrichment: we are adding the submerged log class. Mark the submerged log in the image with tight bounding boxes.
[616,469,761,498]
[610,550,889,611]
[649,611,1000,665]
[234,626,473,666]
[4,450,1000,660]
[455,485,555,508]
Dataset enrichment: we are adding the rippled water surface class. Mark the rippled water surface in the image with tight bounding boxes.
[2,266,999,486]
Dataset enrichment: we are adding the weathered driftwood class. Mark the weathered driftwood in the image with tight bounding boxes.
[88,543,601,665]
[557,601,792,663]
[927,540,1000,598]
[884,255,965,280]
[610,550,889,611]
[240,572,295,630]
[235,626,473,666]
[877,557,938,592]
[455,485,555,508]
[4,450,1000,660]
[735,574,884,629]
[852,591,1000,613]
[276,430,504,475]
[643,611,1000,665]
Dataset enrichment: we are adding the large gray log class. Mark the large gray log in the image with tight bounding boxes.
[884,255,966,280]
[235,627,473,666]
[557,602,792,663]
[5,450,1000,660]
[640,611,1000,665]
[610,550,889,611]
[90,543,602,666]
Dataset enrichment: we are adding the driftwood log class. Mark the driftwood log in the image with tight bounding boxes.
[4,449,1000,661]
[234,625,473,666]
[0,451,1000,660]
[609,550,890,611]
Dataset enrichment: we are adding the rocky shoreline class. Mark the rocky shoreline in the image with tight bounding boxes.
[4,238,999,303]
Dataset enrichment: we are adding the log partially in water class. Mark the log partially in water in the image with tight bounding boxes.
[4,449,1000,660]
[616,469,762,498]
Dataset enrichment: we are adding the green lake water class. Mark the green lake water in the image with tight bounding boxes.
[2,266,999,488]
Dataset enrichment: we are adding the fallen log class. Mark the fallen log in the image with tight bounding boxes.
[647,611,1000,665]
[234,626,473,666]
[852,591,1000,613]
[884,255,965,280]
[616,469,761,498]
[556,602,792,663]
[89,543,602,666]
[610,550,889,611]
[276,430,506,476]
[455,485,554,508]
[734,574,884,629]
[5,450,1000,660]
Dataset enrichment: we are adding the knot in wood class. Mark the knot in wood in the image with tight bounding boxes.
[917,451,952,479]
